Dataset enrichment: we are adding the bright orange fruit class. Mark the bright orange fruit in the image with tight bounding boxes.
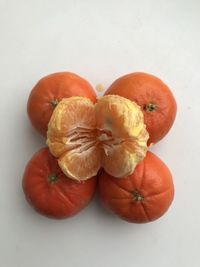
[98,151,174,223]
[27,72,97,136]
[104,72,177,145]
[47,95,149,181]
[23,147,97,219]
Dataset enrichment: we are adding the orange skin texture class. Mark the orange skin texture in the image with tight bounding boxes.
[98,151,174,223]
[27,72,97,136]
[105,72,177,145]
[22,147,97,219]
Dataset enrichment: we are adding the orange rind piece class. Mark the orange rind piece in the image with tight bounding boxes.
[47,95,149,181]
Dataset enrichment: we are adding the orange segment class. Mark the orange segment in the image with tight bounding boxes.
[102,137,148,177]
[95,95,145,138]
[58,146,101,181]
[47,97,96,135]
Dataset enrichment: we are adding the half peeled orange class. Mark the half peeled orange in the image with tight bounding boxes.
[47,95,149,181]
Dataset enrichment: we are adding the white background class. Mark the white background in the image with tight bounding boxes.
[0,1,200,266]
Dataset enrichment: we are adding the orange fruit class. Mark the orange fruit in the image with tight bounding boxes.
[47,95,149,181]
[22,147,97,219]
[104,72,177,145]
[98,151,174,223]
[27,72,97,137]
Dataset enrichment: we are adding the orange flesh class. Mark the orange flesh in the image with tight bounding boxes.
[47,96,149,181]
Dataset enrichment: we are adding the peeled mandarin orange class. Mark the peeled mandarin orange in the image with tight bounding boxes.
[47,95,149,181]
[95,96,149,178]
[47,97,100,180]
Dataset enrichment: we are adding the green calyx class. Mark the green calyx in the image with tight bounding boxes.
[132,190,144,202]
[48,173,57,184]
[144,103,157,112]
[50,99,59,108]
